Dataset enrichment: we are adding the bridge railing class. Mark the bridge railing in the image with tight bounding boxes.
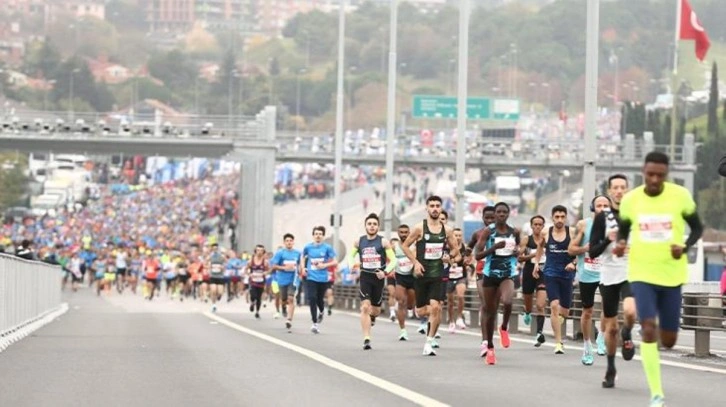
[0,254,62,339]
[332,282,724,357]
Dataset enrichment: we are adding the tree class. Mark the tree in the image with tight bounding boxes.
[698,181,726,229]
[707,62,719,135]
[148,50,198,93]
[0,163,28,211]
[23,38,62,78]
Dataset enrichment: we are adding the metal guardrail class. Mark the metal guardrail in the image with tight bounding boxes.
[0,253,62,337]
[332,282,725,357]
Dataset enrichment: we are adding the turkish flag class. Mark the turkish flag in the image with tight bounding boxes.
[679,0,710,61]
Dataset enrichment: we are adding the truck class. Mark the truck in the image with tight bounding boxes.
[495,176,522,209]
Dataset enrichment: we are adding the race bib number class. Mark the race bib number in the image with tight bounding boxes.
[583,255,602,272]
[283,260,297,271]
[361,247,382,270]
[251,271,264,283]
[310,257,325,270]
[449,266,464,279]
[638,214,673,243]
[178,268,187,275]
[424,243,444,260]
[494,237,516,256]
[211,264,223,274]
[398,257,413,273]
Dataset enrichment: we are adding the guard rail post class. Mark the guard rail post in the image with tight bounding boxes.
[682,292,724,357]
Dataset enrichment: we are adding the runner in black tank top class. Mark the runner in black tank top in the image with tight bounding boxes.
[400,196,460,357]
[518,215,548,347]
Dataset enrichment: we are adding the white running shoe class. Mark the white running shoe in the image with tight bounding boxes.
[448,322,456,334]
[311,324,320,334]
[273,312,281,319]
[423,342,436,356]
[480,340,488,357]
[455,318,467,330]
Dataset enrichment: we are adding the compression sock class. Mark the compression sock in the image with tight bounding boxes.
[640,342,664,398]
[536,315,545,333]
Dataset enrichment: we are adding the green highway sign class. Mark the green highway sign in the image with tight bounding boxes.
[411,95,519,120]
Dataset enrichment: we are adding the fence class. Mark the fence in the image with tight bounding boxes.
[332,282,725,357]
[0,254,63,341]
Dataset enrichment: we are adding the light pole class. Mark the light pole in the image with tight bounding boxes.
[454,0,470,227]
[542,82,551,113]
[582,0,599,215]
[332,0,347,255]
[68,68,80,121]
[295,68,306,137]
[384,0,398,238]
[228,69,238,129]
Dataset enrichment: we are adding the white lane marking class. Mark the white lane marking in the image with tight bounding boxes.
[334,310,726,375]
[204,312,450,407]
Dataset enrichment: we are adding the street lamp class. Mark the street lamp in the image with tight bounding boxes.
[332,0,347,255]
[295,68,306,137]
[384,0,398,238]
[69,68,80,121]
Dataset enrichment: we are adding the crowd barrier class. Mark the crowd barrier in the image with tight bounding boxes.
[331,282,725,357]
[0,254,64,348]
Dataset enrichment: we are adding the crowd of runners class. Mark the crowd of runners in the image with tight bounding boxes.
[5,151,702,407]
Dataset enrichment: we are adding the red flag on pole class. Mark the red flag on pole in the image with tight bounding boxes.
[679,0,710,61]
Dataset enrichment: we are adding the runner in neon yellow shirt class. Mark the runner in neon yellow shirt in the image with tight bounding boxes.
[613,151,703,407]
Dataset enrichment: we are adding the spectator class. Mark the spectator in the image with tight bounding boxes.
[15,239,35,260]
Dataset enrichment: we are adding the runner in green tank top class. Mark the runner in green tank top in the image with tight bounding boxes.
[401,195,460,356]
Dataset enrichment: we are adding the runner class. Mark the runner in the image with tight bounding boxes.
[475,202,520,365]
[349,213,397,350]
[467,206,496,356]
[393,224,416,341]
[207,243,227,313]
[401,195,460,356]
[446,228,468,334]
[534,205,577,355]
[589,174,636,388]
[246,245,270,319]
[300,226,338,334]
[114,245,128,294]
[271,233,302,332]
[613,152,703,407]
[225,250,244,302]
[143,252,160,301]
[518,215,548,347]
[568,195,611,365]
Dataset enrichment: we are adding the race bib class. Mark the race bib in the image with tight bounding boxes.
[424,243,443,260]
[283,260,297,271]
[449,266,464,279]
[211,264,223,274]
[398,257,413,273]
[638,214,673,243]
[361,247,382,270]
[310,257,325,270]
[494,237,516,256]
[583,255,602,273]
[178,268,187,275]
[251,271,264,283]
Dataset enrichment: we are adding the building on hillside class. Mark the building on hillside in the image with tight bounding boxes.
[86,56,132,85]
[0,0,47,16]
[0,0,105,20]
[57,1,105,20]
[144,0,195,32]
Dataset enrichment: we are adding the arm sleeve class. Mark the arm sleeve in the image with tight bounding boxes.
[588,212,610,258]
[384,248,397,273]
[684,212,704,249]
[617,195,632,242]
[348,246,359,266]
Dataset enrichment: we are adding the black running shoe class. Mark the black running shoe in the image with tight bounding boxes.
[602,369,616,388]
[621,327,635,361]
[363,339,372,350]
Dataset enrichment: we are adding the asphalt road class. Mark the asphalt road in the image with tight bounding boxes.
[0,290,723,407]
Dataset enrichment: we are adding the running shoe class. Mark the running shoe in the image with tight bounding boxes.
[535,332,546,347]
[389,310,396,322]
[649,395,665,407]
[285,320,292,332]
[554,343,565,354]
[422,342,436,356]
[448,322,456,334]
[318,312,324,323]
[417,319,427,335]
[255,312,260,319]
[273,312,281,319]
[212,304,217,313]
[621,327,635,361]
[327,308,332,316]
[455,318,466,330]
[363,338,372,350]
[485,348,496,365]
[398,329,408,341]
[581,349,594,365]
[596,331,606,356]
[480,341,488,357]
[434,332,441,339]
[602,369,616,388]
[430,339,440,349]
[499,327,511,348]
[523,312,532,326]
[311,324,320,334]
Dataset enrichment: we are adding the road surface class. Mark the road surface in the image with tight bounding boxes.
[0,289,723,407]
